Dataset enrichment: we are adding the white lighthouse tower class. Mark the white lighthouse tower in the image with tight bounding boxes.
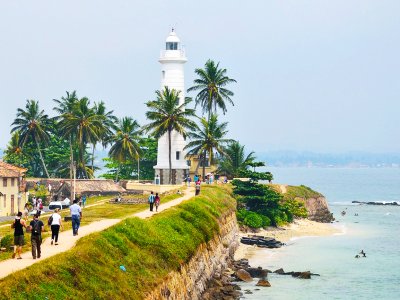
[154,29,189,184]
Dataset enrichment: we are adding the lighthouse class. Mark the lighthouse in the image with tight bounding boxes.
[153,29,189,184]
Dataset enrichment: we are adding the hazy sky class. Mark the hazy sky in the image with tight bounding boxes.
[1,0,399,154]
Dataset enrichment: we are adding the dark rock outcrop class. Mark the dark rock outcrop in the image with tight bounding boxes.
[240,235,283,248]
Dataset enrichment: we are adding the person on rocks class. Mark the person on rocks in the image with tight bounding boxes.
[29,214,44,259]
[148,191,155,212]
[70,199,82,236]
[154,193,161,212]
[360,250,366,257]
[50,208,63,245]
[11,212,27,259]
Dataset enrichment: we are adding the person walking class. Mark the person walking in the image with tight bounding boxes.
[155,193,160,212]
[29,214,44,259]
[32,196,37,211]
[70,199,82,236]
[81,195,87,208]
[49,208,63,245]
[11,212,27,259]
[195,180,201,196]
[187,176,192,187]
[23,203,30,221]
[148,191,155,212]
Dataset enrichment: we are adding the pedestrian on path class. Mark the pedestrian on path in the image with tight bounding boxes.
[81,195,87,208]
[50,208,63,245]
[148,191,155,212]
[186,176,192,187]
[29,214,44,259]
[70,199,82,236]
[195,180,201,196]
[155,193,160,212]
[11,212,26,259]
[23,203,30,221]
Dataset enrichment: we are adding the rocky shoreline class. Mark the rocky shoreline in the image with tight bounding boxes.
[201,256,321,299]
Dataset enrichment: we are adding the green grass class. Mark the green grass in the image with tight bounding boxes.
[282,185,322,201]
[0,185,236,299]
[0,193,181,262]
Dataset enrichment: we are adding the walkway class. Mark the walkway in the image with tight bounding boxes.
[0,187,195,279]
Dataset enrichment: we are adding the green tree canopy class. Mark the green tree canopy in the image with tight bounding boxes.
[188,59,236,119]
[143,87,197,184]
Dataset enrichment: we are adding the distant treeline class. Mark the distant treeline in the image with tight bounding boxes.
[257,151,400,167]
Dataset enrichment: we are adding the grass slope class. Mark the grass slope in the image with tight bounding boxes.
[0,185,235,300]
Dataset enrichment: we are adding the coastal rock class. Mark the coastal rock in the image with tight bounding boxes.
[240,236,283,248]
[303,197,335,223]
[246,267,269,278]
[273,268,285,274]
[236,269,253,282]
[256,279,271,287]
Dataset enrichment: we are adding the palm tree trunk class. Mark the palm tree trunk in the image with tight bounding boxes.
[115,164,120,182]
[69,136,74,199]
[34,136,50,178]
[168,130,172,184]
[91,143,96,172]
[202,149,206,182]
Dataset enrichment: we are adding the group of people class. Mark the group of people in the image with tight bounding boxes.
[148,192,161,212]
[10,199,82,260]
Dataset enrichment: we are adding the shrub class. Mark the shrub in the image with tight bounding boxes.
[260,215,271,227]
[243,212,263,228]
[0,235,13,249]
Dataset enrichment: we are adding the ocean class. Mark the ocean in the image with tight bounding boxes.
[237,167,400,300]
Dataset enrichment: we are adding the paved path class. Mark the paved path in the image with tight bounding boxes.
[0,187,195,279]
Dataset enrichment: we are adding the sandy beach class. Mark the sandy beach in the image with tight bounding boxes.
[234,219,343,260]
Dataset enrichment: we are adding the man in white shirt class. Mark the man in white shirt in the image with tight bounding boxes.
[70,199,82,236]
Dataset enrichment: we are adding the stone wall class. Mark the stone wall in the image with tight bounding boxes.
[145,211,239,300]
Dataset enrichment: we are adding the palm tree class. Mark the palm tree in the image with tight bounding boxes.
[58,97,104,178]
[92,101,117,171]
[218,141,256,179]
[185,114,233,181]
[11,100,51,178]
[187,59,236,120]
[143,87,197,184]
[53,91,79,196]
[108,117,141,181]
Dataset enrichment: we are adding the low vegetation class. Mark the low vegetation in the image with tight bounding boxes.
[233,175,309,228]
[0,185,235,299]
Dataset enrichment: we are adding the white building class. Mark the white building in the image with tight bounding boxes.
[153,30,189,184]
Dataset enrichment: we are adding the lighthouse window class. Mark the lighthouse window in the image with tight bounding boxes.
[176,151,180,160]
[166,42,178,50]
[162,70,165,79]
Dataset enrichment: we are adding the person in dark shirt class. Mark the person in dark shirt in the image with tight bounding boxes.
[29,214,44,259]
[11,212,27,259]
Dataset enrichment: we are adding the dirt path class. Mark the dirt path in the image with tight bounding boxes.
[0,187,195,279]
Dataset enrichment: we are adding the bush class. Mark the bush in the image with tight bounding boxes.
[1,235,13,249]
[243,212,264,228]
[260,215,271,227]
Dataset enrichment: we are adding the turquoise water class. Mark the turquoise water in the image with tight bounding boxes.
[238,167,400,300]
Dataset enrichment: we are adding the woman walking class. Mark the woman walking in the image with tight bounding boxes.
[155,193,160,212]
[49,208,63,245]
[11,212,26,259]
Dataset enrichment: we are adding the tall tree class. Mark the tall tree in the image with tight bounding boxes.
[92,101,117,171]
[185,114,233,180]
[53,91,79,191]
[108,117,141,181]
[11,100,51,178]
[187,59,236,120]
[218,141,256,179]
[143,87,197,184]
[58,97,104,178]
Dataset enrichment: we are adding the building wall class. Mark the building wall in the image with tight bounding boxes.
[0,177,25,216]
